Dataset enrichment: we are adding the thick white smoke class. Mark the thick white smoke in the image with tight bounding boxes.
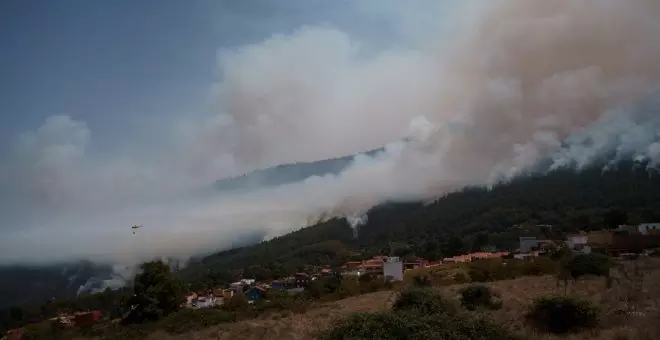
[1,1,660,272]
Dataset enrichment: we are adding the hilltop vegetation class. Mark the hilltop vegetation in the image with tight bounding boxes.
[214,148,382,192]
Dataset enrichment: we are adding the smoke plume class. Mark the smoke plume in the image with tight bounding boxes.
[1,1,660,269]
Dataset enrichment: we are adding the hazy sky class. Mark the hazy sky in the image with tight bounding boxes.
[1,1,659,266]
[0,0,467,264]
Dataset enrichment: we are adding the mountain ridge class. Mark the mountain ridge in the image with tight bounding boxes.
[214,147,383,192]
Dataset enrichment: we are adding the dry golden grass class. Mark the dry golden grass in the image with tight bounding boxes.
[164,258,660,340]
[438,258,660,340]
[173,291,395,340]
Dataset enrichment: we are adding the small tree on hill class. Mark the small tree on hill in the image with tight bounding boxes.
[122,261,186,324]
[526,295,600,334]
[459,285,502,311]
[558,253,612,293]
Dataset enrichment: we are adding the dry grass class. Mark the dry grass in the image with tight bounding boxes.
[173,290,395,340]
[159,258,660,340]
[438,258,660,340]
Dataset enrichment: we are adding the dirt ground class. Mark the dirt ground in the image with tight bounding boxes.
[161,258,660,340]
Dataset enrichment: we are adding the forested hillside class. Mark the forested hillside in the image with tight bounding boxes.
[0,262,114,309]
[181,161,660,289]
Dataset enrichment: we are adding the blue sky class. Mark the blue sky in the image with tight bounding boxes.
[2,0,213,151]
[0,0,437,154]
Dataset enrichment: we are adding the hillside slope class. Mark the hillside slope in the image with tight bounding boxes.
[0,261,114,309]
[181,161,660,287]
[214,148,382,192]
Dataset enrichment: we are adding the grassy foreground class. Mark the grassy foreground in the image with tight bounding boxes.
[100,258,660,340]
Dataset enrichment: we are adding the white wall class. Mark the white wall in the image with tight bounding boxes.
[383,260,403,281]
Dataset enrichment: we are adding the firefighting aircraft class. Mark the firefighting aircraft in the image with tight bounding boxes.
[131,224,142,234]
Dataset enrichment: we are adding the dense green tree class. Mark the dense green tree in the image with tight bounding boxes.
[471,233,490,252]
[122,261,186,324]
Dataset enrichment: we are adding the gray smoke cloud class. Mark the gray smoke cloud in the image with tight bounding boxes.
[1,1,660,273]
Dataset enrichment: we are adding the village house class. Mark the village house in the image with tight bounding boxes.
[5,328,23,340]
[617,224,639,234]
[403,257,429,270]
[228,278,256,293]
[638,223,660,235]
[361,257,385,274]
[383,256,404,281]
[244,286,267,303]
[566,234,588,249]
[294,273,311,287]
[340,255,416,277]
[513,251,540,260]
[73,311,102,326]
[341,268,364,277]
[566,234,591,254]
[222,289,234,299]
[443,252,510,263]
[519,236,539,252]
[586,230,614,246]
[194,295,216,308]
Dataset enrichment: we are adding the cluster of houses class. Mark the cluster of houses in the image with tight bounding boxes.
[183,223,660,310]
[2,311,102,340]
[514,222,660,259]
[183,273,318,308]
[48,310,102,328]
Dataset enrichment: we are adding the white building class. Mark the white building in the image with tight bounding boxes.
[514,252,538,260]
[638,223,660,235]
[519,237,539,252]
[566,235,588,249]
[383,257,403,282]
[194,296,216,308]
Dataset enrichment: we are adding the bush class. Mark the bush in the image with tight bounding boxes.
[254,293,311,314]
[563,254,613,280]
[526,295,600,334]
[392,288,457,316]
[412,275,431,287]
[223,293,249,312]
[318,310,521,340]
[468,258,558,283]
[453,271,469,284]
[459,284,501,311]
[468,260,510,282]
[160,308,235,334]
[521,257,558,276]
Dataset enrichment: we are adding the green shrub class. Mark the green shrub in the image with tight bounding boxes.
[563,254,613,280]
[468,258,558,283]
[521,257,558,276]
[453,271,469,284]
[333,278,361,299]
[412,275,431,287]
[254,294,311,314]
[526,295,600,334]
[318,310,521,340]
[223,293,249,312]
[392,288,456,316]
[459,284,501,311]
[160,308,235,334]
